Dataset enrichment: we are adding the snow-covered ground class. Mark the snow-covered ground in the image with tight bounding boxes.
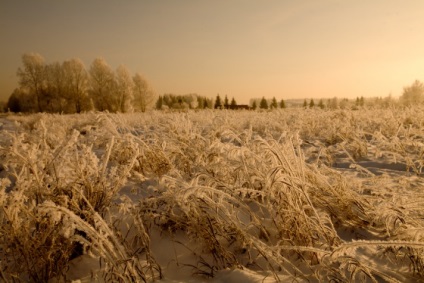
[1,108,424,282]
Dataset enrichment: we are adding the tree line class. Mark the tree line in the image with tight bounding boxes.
[249,96,286,110]
[4,53,424,113]
[6,53,155,113]
[155,94,248,110]
[155,93,214,110]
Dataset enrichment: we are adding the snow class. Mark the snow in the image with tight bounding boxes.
[62,231,282,283]
[1,109,424,282]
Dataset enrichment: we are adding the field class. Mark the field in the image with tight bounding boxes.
[1,108,424,282]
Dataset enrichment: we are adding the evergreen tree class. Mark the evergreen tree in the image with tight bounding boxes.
[318,99,324,109]
[279,99,286,109]
[156,95,163,110]
[230,97,237,109]
[252,100,257,110]
[224,95,229,109]
[271,97,278,109]
[214,94,222,109]
[259,97,268,109]
[360,96,365,107]
[303,99,308,108]
[309,99,315,108]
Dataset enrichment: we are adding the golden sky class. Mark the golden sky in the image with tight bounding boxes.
[1,0,424,103]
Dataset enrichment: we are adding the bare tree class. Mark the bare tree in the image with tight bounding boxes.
[89,58,117,112]
[16,53,47,112]
[270,97,278,109]
[115,65,134,113]
[133,72,155,112]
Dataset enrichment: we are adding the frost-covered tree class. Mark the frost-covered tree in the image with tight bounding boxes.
[339,98,349,109]
[382,94,395,108]
[89,58,117,112]
[133,73,155,112]
[45,61,67,112]
[62,58,92,113]
[197,96,205,109]
[327,97,338,109]
[11,54,160,113]
[185,93,198,109]
[16,53,47,112]
[401,80,424,106]
[115,65,134,113]
[204,97,213,109]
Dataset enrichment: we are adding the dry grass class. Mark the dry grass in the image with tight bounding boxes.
[1,107,424,282]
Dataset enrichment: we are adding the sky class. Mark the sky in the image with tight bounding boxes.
[1,0,424,104]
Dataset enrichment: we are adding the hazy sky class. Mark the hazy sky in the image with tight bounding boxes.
[1,0,424,104]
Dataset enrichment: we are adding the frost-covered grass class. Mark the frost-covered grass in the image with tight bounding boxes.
[1,108,424,282]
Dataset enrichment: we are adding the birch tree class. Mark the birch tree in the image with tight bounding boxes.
[115,65,134,112]
[133,72,155,112]
[62,58,92,113]
[45,61,66,112]
[89,58,117,112]
[16,53,47,112]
